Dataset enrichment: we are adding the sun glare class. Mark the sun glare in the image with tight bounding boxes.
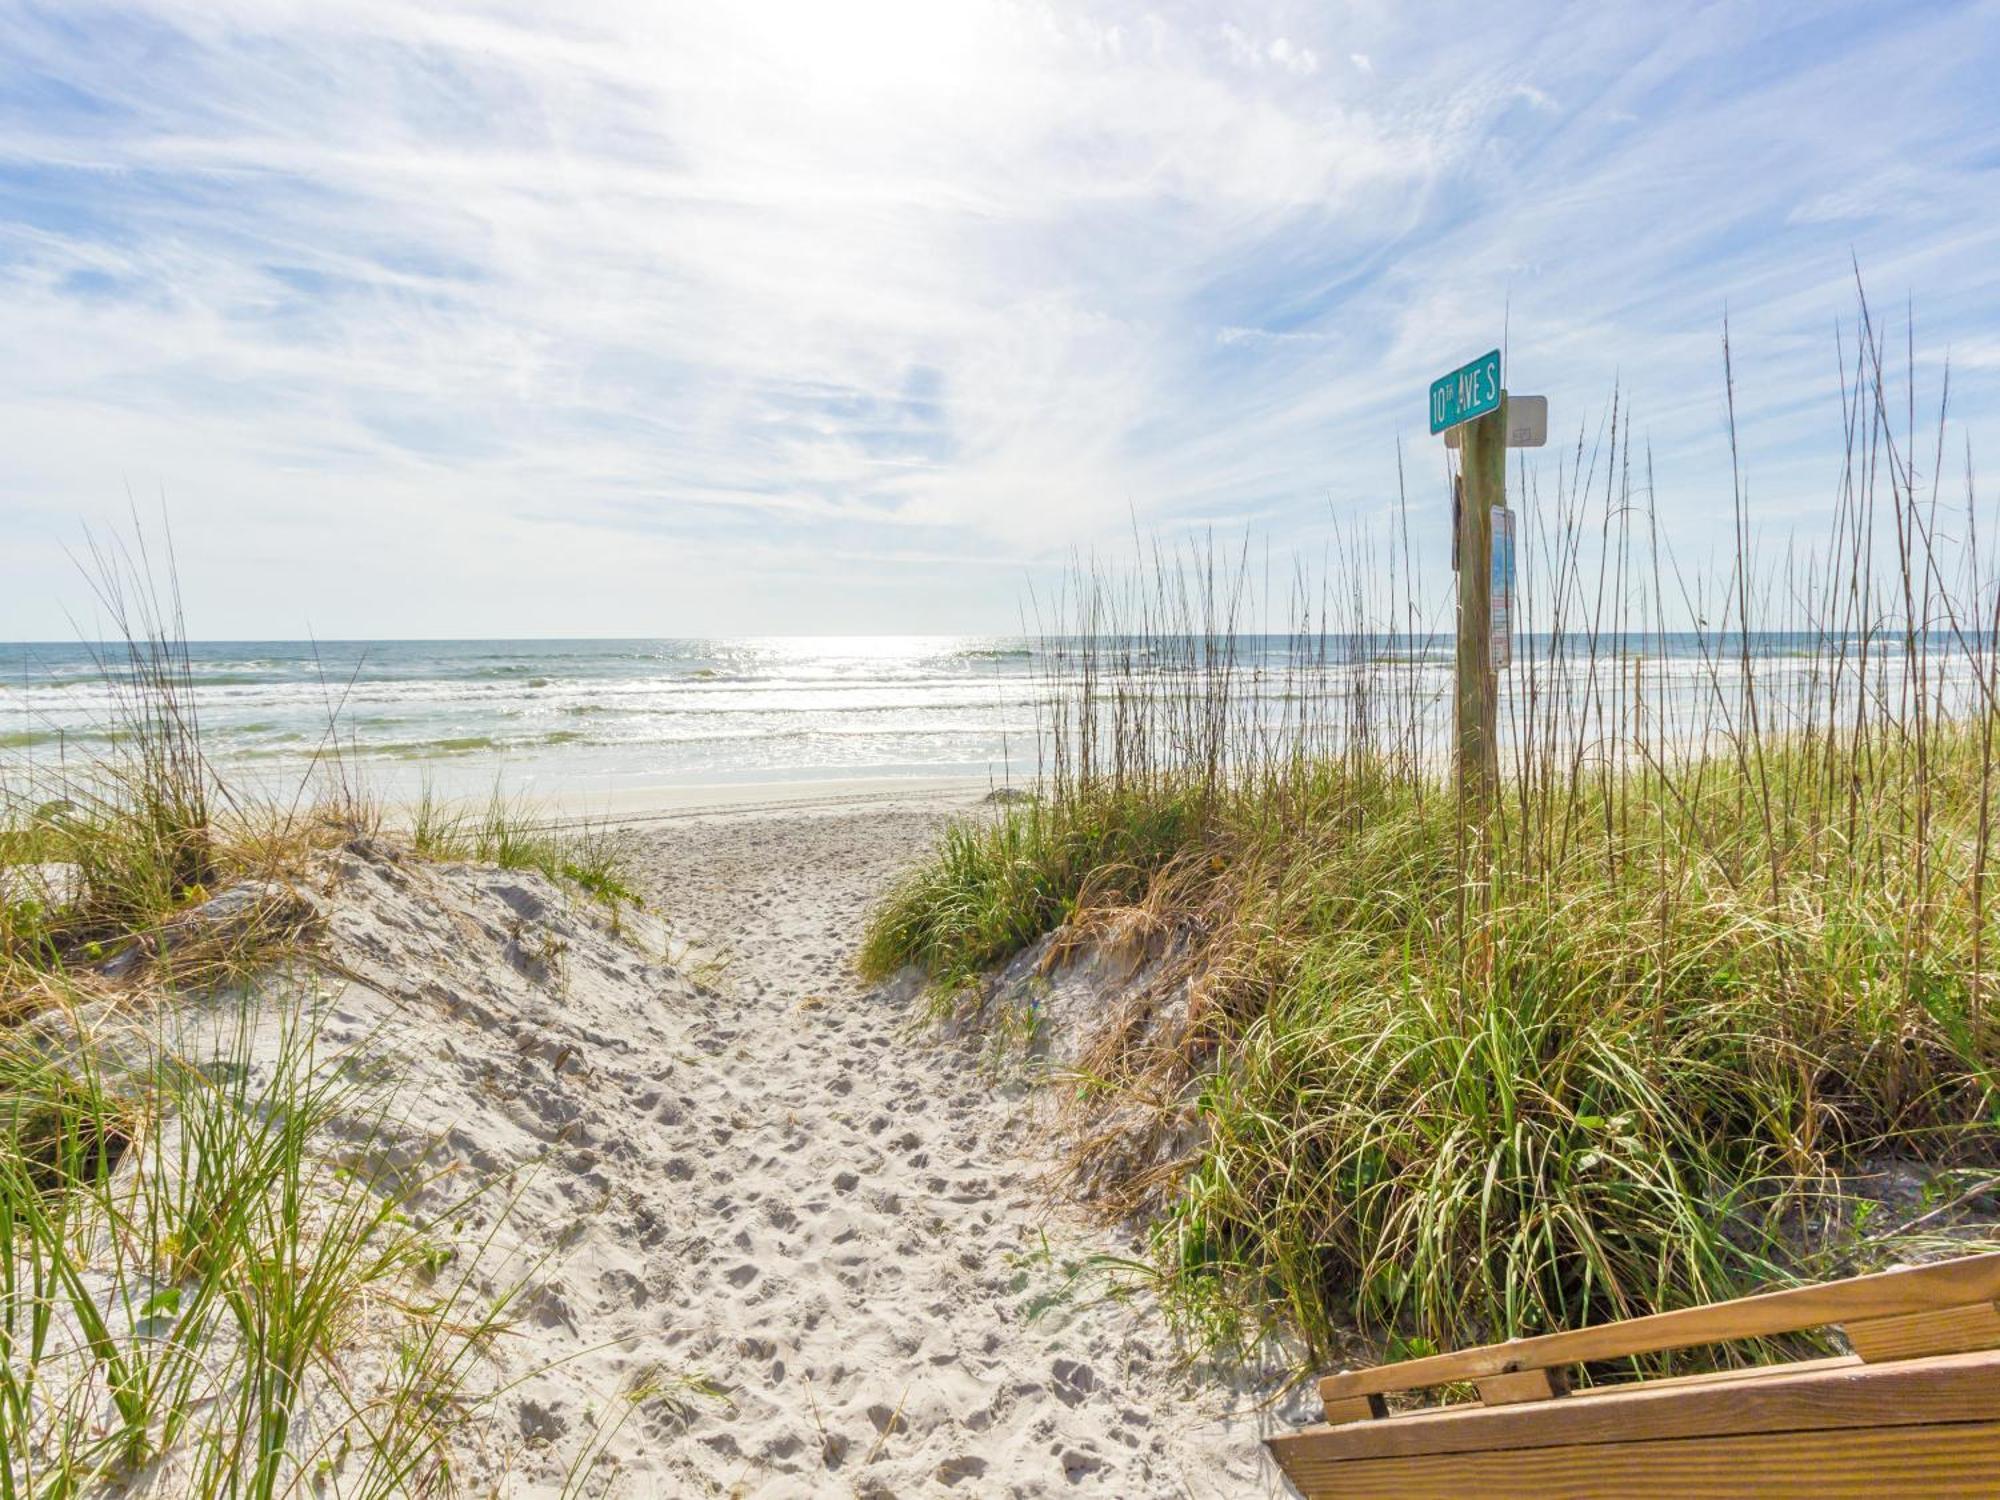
[733,0,994,98]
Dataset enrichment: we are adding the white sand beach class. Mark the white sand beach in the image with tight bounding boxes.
[606,793,1298,1496]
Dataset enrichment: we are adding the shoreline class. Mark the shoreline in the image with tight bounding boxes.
[512,771,1011,826]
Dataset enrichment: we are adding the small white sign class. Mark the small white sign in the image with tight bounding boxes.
[1445,394,1548,450]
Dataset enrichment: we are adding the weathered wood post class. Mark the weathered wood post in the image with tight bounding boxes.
[1456,392,1506,827]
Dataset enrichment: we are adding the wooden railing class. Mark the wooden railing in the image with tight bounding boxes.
[1268,1251,2000,1498]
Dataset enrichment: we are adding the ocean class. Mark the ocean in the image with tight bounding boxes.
[0,637,1049,802]
[1,634,1981,806]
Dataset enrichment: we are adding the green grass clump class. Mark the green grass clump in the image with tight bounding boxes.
[408,781,640,908]
[859,783,1211,991]
[0,991,524,1495]
[0,531,348,998]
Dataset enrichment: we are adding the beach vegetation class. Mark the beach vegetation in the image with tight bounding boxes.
[0,531,649,1491]
[0,534,339,1002]
[0,985,552,1495]
[864,302,2000,1369]
[408,780,640,908]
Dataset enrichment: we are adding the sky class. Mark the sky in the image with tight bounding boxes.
[3,0,1999,639]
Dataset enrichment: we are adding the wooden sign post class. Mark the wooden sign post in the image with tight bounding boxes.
[1432,349,1506,833]
[1431,348,1543,844]
[1455,394,1507,822]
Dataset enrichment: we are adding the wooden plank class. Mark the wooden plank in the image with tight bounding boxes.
[1845,1300,2000,1362]
[1321,1394,1387,1425]
[1317,1252,2000,1403]
[1275,1349,2000,1466]
[1475,1367,1566,1406]
[1563,1354,1857,1399]
[1271,1416,2000,1499]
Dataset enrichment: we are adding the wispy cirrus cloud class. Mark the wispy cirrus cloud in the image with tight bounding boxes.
[1,0,1997,635]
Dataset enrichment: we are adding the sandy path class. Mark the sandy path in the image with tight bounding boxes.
[622,799,1293,1498]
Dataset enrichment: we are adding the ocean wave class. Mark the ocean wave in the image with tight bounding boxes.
[386,735,506,756]
[286,721,1032,760]
[0,726,116,748]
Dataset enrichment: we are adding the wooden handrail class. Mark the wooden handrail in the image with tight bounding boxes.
[1318,1252,2000,1407]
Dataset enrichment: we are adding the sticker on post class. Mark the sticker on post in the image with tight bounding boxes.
[1446,395,1548,450]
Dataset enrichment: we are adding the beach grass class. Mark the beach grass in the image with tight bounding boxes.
[409,779,640,908]
[0,533,647,1492]
[0,983,532,1495]
[2,658,638,1002]
[864,302,2000,1367]
[0,527,380,1001]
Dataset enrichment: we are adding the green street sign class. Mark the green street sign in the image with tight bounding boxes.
[1429,348,1502,435]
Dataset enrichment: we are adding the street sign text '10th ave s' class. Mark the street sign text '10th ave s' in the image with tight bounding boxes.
[1429,348,1501,435]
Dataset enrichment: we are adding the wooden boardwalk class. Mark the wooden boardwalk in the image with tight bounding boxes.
[1269,1251,2000,1498]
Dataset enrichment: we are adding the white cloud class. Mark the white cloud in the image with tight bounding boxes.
[1217,21,1262,69]
[1269,37,1319,76]
[1217,22,1317,77]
